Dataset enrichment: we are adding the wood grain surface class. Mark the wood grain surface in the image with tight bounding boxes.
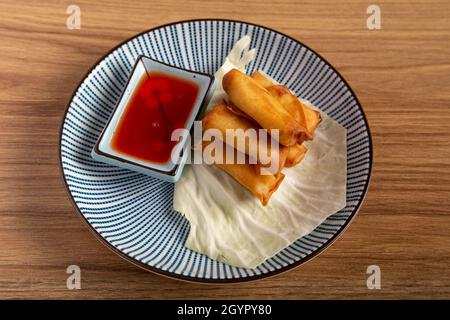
[0,0,449,299]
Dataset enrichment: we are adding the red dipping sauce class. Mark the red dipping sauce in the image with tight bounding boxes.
[111,72,199,164]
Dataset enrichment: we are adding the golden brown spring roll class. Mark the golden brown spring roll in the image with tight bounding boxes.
[251,71,321,136]
[265,85,304,124]
[251,71,274,89]
[214,144,285,206]
[202,100,288,174]
[217,162,284,206]
[285,144,308,168]
[222,69,307,147]
[302,104,321,133]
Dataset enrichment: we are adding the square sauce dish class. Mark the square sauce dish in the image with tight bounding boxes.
[92,55,216,182]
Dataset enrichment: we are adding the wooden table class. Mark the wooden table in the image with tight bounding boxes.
[0,0,449,299]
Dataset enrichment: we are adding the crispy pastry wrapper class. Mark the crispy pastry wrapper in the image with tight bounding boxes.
[203,142,285,206]
[252,71,322,136]
[285,144,308,168]
[223,69,308,147]
[217,162,284,206]
[202,100,288,175]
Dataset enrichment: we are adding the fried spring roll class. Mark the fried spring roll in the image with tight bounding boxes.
[285,144,308,168]
[202,100,288,174]
[214,144,285,206]
[302,104,321,133]
[265,85,305,124]
[222,69,307,147]
[251,71,322,135]
[251,71,274,89]
[218,162,284,206]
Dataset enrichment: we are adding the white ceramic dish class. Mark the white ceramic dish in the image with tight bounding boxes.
[91,55,215,182]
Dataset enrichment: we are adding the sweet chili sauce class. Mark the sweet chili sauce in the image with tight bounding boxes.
[111,71,199,164]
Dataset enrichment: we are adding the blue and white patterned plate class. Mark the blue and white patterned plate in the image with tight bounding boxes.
[59,19,372,282]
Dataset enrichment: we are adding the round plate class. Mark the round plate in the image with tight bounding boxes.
[59,19,372,283]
